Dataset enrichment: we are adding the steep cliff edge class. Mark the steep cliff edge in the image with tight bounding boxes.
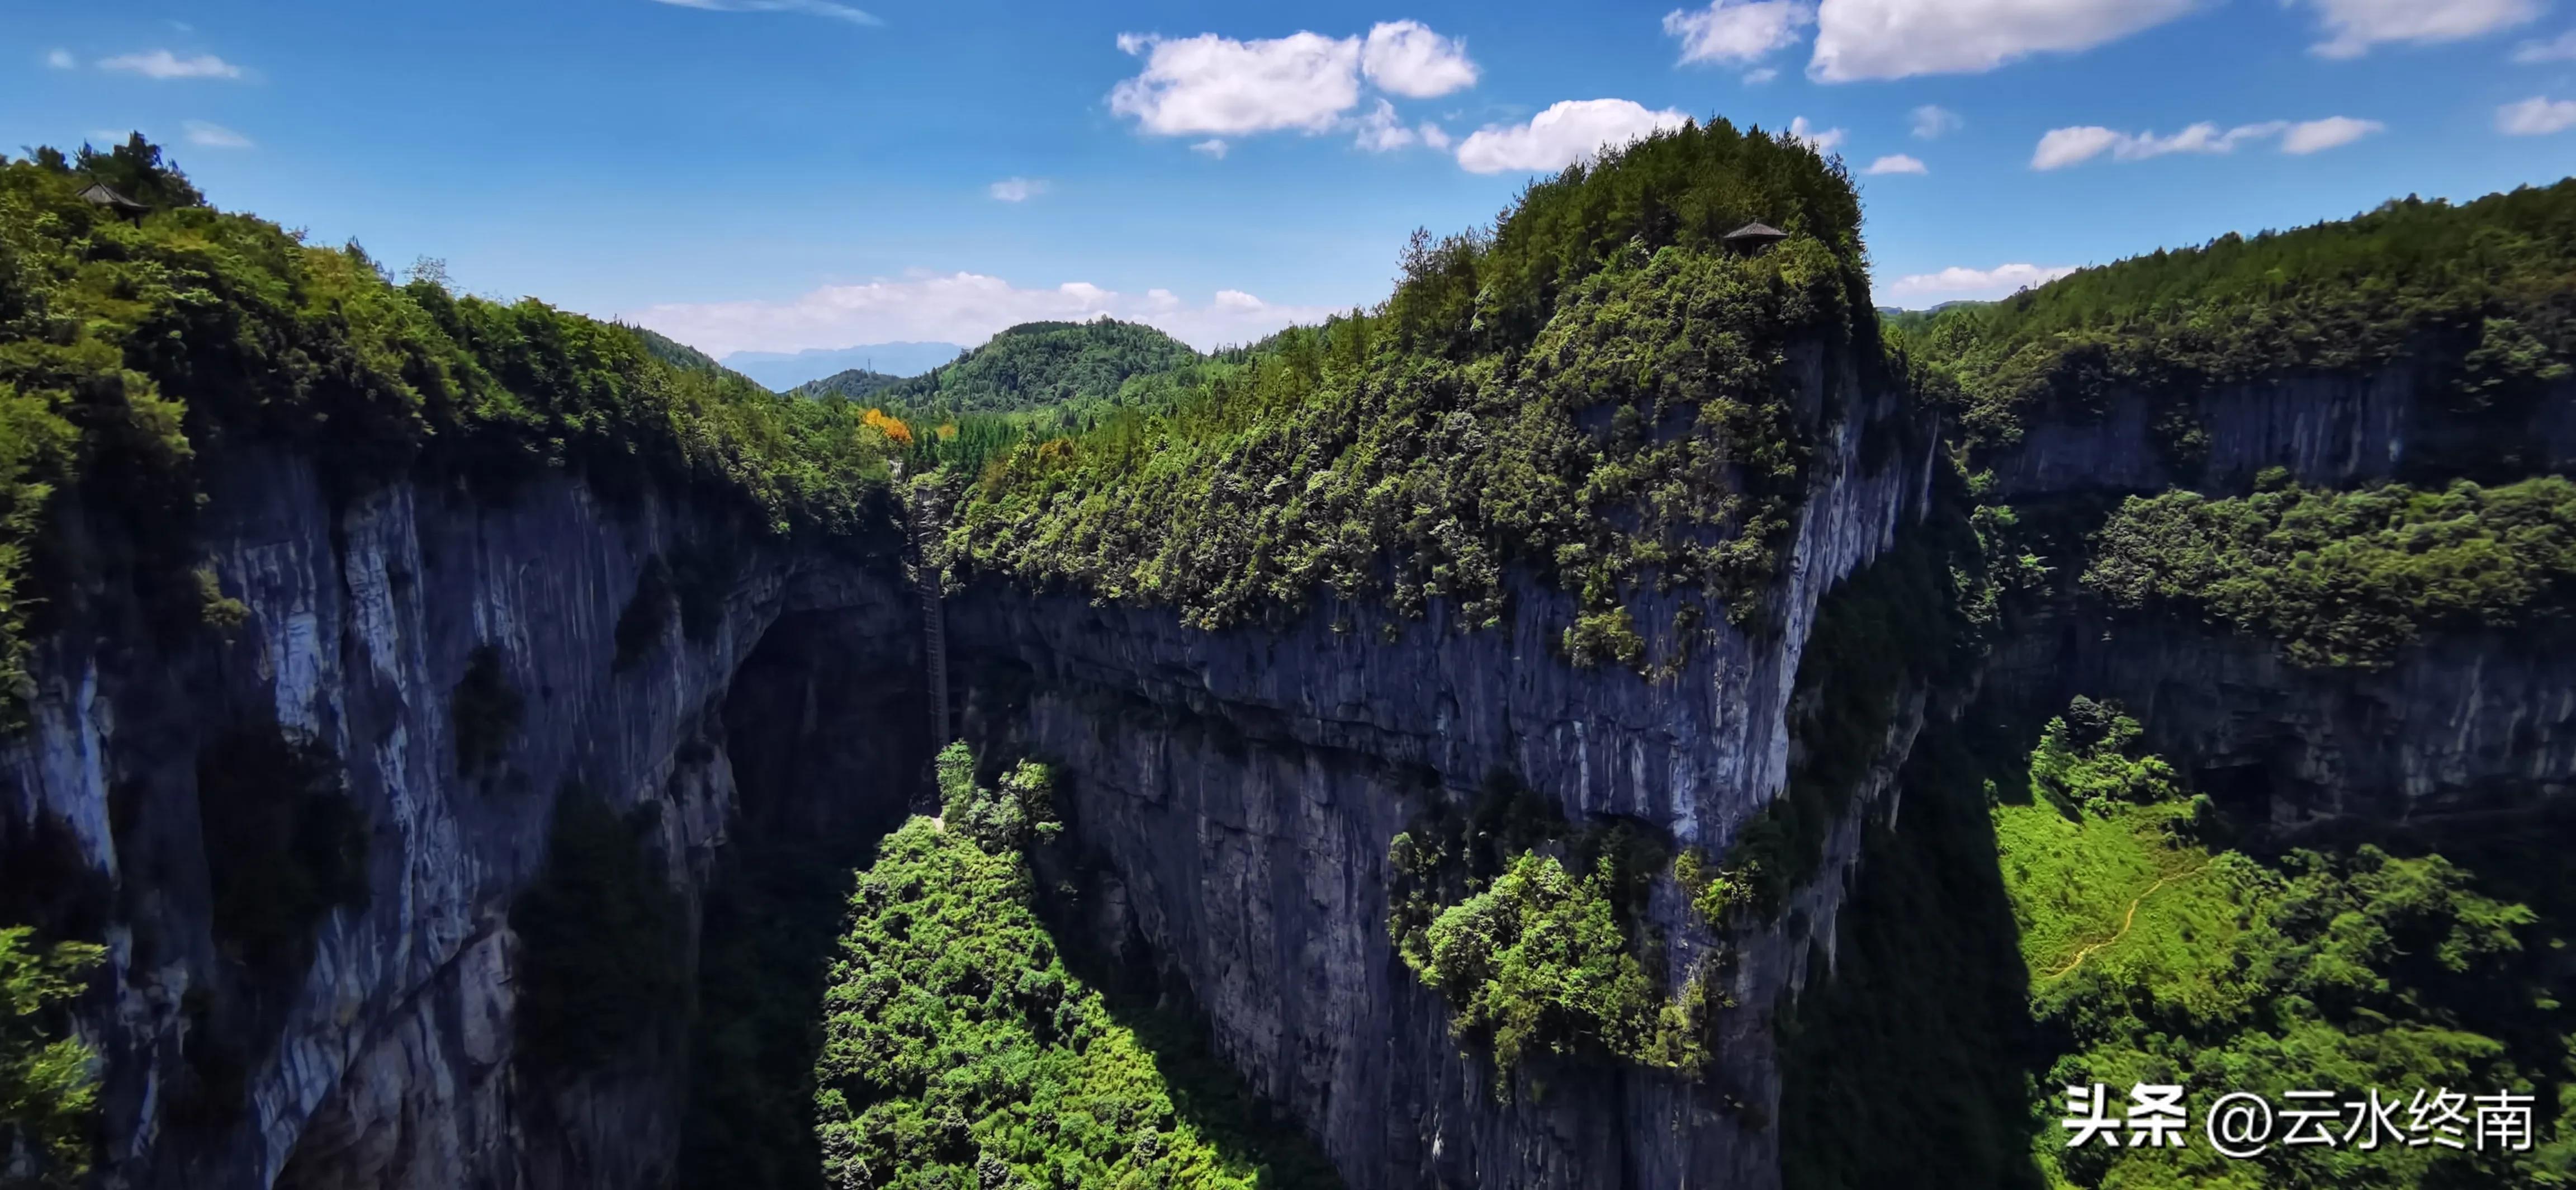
[943,348,1935,1189]
[1,447,922,1189]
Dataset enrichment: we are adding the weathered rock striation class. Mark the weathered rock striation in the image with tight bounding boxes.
[1,448,918,1189]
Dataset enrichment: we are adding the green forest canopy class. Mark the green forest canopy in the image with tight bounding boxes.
[0,136,910,709]
[839,318,1201,418]
[936,119,1875,647]
[1898,180,2576,449]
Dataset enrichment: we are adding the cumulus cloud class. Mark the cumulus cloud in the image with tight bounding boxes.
[1887,262,2078,301]
[2499,96,2576,135]
[98,49,244,79]
[2299,0,2538,59]
[1911,103,1962,138]
[2280,116,2384,153]
[183,120,253,148]
[650,0,881,25]
[2513,30,2576,62]
[1189,138,1230,158]
[46,49,75,69]
[1354,100,1416,151]
[1352,100,1453,153]
[1743,66,1781,83]
[1109,31,1363,136]
[1453,99,1692,174]
[1865,153,1928,174]
[2030,117,2374,167]
[1788,115,1846,152]
[1361,20,1478,97]
[1809,0,2196,82]
[1664,1,1817,65]
[988,177,1048,202]
[623,272,1342,357]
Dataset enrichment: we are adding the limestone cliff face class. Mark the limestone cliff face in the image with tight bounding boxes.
[1990,608,2576,830]
[1984,371,2576,499]
[1976,365,2576,832]
[944,352,1938,1190]
[1,449,917,1190]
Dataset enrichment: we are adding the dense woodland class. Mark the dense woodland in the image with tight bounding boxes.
[1902,180,2576,456]
[936,120,1875,655]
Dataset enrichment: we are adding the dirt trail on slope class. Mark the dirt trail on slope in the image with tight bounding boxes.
[2043,861,2211,983]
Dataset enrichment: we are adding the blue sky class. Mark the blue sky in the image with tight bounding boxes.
[8,0,2576,361]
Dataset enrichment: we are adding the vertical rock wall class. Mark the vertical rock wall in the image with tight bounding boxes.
[0,450,917,1190]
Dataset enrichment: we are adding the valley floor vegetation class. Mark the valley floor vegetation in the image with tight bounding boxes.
[1778,693,2575,1190]
[811,743,1339,1189]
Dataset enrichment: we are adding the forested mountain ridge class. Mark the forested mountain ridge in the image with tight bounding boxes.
[787,366,903,402]
[1900,181,2576,459]
[0,135,910,713]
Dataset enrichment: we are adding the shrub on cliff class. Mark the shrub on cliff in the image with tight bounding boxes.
[1,925,103,1188]
[510,788,688,1077]
[451,644,523,776]
[195,724,369,978]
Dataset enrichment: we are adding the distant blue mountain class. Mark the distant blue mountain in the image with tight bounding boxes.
[719,342,966,390]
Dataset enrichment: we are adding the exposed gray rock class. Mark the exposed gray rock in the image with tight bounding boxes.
[945,362,1937,1190]
[1984,372,2576,499]
[1,449,915,1190]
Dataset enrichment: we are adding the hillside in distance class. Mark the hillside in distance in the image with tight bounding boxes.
[722,341,966,390]
[825,318,1201,417]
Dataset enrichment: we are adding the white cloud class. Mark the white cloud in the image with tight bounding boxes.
[623,272,1342,356]
[988,177,1048,202]
[2030,119,2379,167]
[2300,0,2539,59]
[1361,20,1478,97]
[98,49,244,80]
[1910,103,1962,138]
[2032,125,2122,169]
[1189,138,1230,158]
[2499,95,2576,135]
[183,120,252,149]
[1809,0,2195,82]
[1743,66,1781,83]
[1354,100,1417,151]
[1353,100,1456,153]
[1664,1,1817,65]
[2513,30,2576,62]
[650,0,881,26]
[1788,115,1846,152]
[1110,31,1363,136]
[2280,115,2383,153]
[46,49,75,69]
[1453,99,1692,174]
[1887,262,2077,301]
[1865,153,1928,173]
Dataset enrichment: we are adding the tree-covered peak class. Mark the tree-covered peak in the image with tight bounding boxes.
[873,316,1200,417]
[1385,117,1868,358]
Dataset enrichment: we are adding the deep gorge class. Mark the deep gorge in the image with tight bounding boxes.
[6,135,2573,1190]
